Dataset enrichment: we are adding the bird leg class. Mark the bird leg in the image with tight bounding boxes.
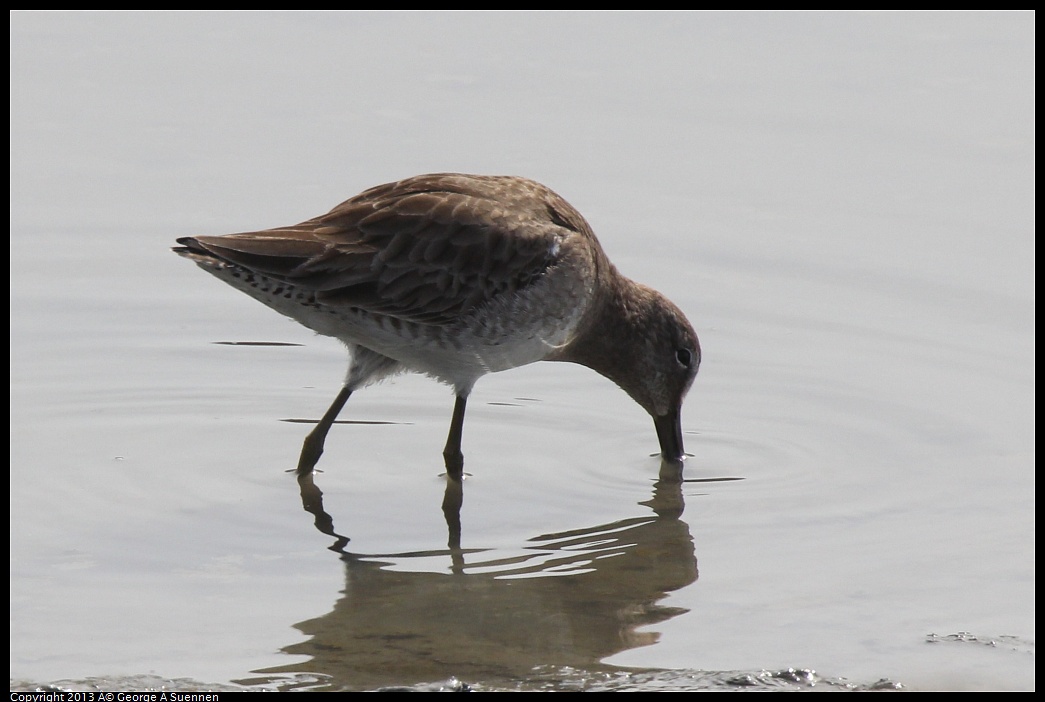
[442,394,468,479]
[297,385,353,475]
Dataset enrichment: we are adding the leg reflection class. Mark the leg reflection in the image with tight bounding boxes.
[295,461,466,562]
[441,472,464,570]
[296,470,351,554]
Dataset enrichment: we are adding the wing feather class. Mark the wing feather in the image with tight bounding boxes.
[179,174,594,325]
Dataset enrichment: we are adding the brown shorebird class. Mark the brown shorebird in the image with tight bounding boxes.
[174,174,700,476]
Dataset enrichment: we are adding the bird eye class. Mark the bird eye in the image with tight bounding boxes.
[675,348,692,368]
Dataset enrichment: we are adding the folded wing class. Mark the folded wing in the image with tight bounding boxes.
[177,174,591,325]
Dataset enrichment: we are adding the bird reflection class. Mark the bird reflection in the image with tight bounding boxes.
[266,457,720,691]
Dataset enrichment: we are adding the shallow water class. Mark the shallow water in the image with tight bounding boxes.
[10,11,1034,692]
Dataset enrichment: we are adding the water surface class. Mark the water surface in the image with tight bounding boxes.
[10,10,1034,692]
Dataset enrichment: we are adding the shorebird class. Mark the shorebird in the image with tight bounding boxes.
[174,174,700,475]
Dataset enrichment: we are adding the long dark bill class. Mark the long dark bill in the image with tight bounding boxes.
[653,408,685,461]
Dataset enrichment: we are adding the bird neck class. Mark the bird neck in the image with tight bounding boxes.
[557,268,659,415]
